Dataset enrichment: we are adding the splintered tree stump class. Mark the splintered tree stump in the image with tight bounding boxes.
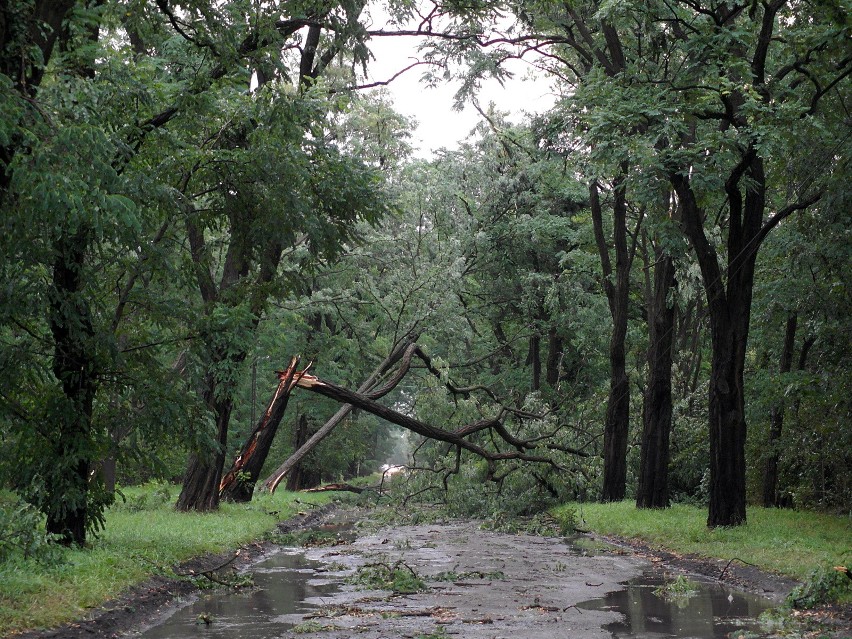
[219,357,302,502]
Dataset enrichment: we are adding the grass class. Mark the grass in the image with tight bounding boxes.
[551,500,852,582]
[0,483,334,636]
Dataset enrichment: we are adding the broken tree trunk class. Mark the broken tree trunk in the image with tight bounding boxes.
[219,357,301,502]
[262,338,419,494]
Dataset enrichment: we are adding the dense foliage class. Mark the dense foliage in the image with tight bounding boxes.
[0,0,849,548]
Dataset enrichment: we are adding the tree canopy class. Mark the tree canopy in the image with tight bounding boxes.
[0,0,849,544]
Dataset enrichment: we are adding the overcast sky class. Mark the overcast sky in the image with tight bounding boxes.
[360,14,556,157]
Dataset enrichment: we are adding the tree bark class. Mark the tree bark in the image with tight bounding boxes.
[545,328,562,388]
[672,167,762,527]
[528,334,541,391]
[762,313,797,507]
[285,414,321,490]
[636,250,676,509]
[46,227,97,545]
[176,380,233,511]
[591,175,633,502]
[219,359,300,502]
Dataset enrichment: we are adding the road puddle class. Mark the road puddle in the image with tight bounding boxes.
[579,573,774,638]
[138,550,339,639]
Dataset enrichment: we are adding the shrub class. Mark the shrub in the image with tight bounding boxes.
[0,494,62,564]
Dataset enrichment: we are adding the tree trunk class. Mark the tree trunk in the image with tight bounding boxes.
[176,212,256,511]
[285,414,321,490]
[591,176,633,503]
[636,252,675,509]
[545,328,562,388]
[176,384,233,512]
[46,228,97,546]
[528,334,541,391]
[220,360,299,502]
[706,315,749,526]
[762,313,798,507]
[672,167,762,527]
[175,31,327,510]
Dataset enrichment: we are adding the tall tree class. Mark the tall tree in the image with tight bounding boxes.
[659,0,845,525]
[636,207,679,509]
[590,174,640,502]
[174,109,387,507]
[761,312,797,507]
[509,0,846,525]
[0,0,390,542]
[1,0,139,544]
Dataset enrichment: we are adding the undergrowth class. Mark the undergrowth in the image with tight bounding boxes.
[785,566,852,609]
[386,458,586,531]
[0,493,63,564]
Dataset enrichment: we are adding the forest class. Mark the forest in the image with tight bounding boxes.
[0,0,850,552]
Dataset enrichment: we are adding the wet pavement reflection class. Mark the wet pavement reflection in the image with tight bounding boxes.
[138,551,337,639]
[579,573,775,638]
[137,527,778,639]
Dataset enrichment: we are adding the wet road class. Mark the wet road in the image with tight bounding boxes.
[136,520,775,639]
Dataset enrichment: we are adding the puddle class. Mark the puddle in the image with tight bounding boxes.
[138,550,338,639]
[579,573,775,638]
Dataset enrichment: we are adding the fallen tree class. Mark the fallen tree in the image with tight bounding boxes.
[221,335,422,500]
[222,338,592,502]
[288,365,590,473]
[303,483,366,494]
[259,344,591,495]
[260,337,423,495]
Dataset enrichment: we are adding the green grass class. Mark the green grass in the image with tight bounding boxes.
[0,483,334,636]
[552,501,852,581]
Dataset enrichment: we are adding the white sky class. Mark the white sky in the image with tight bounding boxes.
[360,12,556,157]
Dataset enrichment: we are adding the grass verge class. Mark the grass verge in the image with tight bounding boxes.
[551,500,851,584]
[0,483,334,636]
